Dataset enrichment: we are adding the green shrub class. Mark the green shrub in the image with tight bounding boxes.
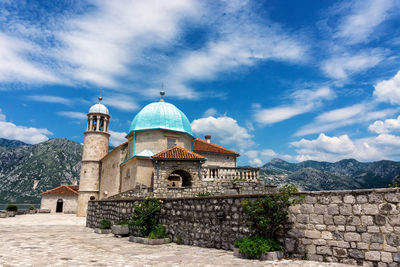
[240,184,299,239]
[130,198,162,237]
[116,221,129,226]
[148,224,167,239]
[6,204,18,212]
[234,236,281,259]
[99,219,111,229]
[197,192,212,197]
[29,205,35,210]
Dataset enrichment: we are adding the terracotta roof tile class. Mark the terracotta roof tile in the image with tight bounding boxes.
[42,185,79,196]
[152,145,205,160]
[193,138,239,156]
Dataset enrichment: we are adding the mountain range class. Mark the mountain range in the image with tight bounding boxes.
[261,158,400,191]
[1,137,400,203]
[0,138,82,204]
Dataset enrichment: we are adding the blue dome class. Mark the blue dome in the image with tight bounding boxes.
[129,101,194,137]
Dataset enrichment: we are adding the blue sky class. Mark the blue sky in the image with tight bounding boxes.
[1,0,400,166]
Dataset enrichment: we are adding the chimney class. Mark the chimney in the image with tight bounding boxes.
[205,135,211,143]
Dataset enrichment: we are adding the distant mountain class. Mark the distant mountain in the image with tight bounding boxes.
[261,158,400,191]
[0,138,28,148]
[0,138,83,203]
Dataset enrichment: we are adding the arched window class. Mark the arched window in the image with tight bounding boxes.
[99,116,104,131]
[92,117,97,131]
[168,170,192,187]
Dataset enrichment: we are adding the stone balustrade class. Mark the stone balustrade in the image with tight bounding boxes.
[202,166,259,182]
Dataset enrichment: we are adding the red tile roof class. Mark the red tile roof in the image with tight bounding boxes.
[152,145,205,160]
[193,138,239,156]
[42,185,79,196]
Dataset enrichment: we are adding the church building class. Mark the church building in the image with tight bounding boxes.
[77,92,263,216]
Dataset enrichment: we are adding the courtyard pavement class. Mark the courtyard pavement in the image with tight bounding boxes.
[0,214,355,267]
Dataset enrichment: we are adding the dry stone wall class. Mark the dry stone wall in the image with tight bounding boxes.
[87,188,400,266]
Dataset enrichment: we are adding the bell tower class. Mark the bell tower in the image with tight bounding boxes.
[77,97,110,216]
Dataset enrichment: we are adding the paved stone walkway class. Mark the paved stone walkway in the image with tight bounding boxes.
[0,214,354,267]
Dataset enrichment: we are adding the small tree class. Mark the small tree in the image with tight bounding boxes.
[240,184,299,239]
[130,198,162,237]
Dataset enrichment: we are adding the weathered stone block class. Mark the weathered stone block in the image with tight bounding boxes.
[314,239,327,245]
[357,242,368,250]
[316,246,332,255]
[321,231,333,240]
[315,224,326,231]
[383,245,397,252]
[361,215,374,226]
[344,195,355,204]
[363,204,379,215]
[386,234,400,246]
[365,251,381,261]
[370,243,383,250]
[388,215,400,226]
[356,195,368,204]
[300,204,314,214]
[310,215,323,224]
[344,232,361,242]
[324,215,334,225]
[353,204,362,215]
[328,204,339,215]
[371,233,384,243]
[349,249,364,259]
[385,193,400,203]
[340,204,353,215]
[305,196,317,204]
[346,226,356,232]
[333,231,343,241]
[374,215,386,226]
[367,226,380,233]
[305,230,321,239]
[379,203,397,215]
[334,215,346,225]
[333,248,347,257]
[314,204,327,214]
[331,196,342,203]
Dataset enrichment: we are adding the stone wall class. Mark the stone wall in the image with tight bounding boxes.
[107,181,275,199]
[87,188,400,266]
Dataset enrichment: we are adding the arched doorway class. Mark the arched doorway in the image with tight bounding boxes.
[56,199,63,213]
[167,170,192,187]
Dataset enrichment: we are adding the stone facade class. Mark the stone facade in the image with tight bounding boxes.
[199,152,237,168]
[87,188,400,266]
[130,130,193,157]
[41,195,77,213]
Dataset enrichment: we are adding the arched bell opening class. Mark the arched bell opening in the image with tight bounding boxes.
[167,169,192,187]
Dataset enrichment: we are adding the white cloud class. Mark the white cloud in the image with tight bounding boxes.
[57,111,87,120]
[369,115,400,134]
[0,33,59,84]
[295,102,399,136]
[0,108,52,144]
[109,130,127,147]
[373,70,400,104]
[290,132,400,162]
[57,0,199,88]
[191,115,253,149]
[203,108,217,117]
[334,0,395,44]
[102,94,138,112]
[253,87,334,125]
[321,50,384,79]
[27,95,71,105]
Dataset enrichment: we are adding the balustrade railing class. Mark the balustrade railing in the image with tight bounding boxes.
[202,166,260,182]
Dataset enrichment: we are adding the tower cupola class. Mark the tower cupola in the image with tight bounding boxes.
[87,97,110,133]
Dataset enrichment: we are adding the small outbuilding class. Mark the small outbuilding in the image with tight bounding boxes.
[40,184,79,213]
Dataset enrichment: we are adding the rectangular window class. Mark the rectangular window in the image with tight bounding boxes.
[167,138,176,148]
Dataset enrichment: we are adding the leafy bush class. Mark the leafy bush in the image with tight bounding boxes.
[240,184,299,239]
[234,236,281,259]
[148,224,167,239]
[116,221,129,226]
[99,219,111,229]
[130,198,162,237]
[6,204,18,212]
[29,205,35,210]
[197,192,212,197]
